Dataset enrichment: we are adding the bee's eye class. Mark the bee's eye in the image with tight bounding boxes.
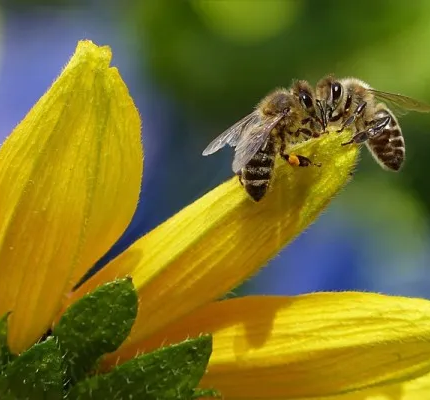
[331,82,343,103]
[299,91,313,109]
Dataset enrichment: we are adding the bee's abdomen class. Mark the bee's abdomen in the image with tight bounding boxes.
[241,140,275,201]
[367,110,405,171]
[243,165,273,201]
[368,129,405,171]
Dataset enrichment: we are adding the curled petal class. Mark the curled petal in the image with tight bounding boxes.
[0,41,143,352]
[73,130,358,351]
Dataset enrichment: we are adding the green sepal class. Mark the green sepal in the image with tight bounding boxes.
[68,335,213,400]
[0,337,63,400]
[53,277,138,385]
[0,313,13,370]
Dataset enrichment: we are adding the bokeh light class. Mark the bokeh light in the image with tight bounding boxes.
[192,0,301,45]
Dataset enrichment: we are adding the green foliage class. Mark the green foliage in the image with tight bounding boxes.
[0,279,216,399]
[0,338,63,400]
[0,313,13,370]
[68,336,215,400]
[52,277,138,385]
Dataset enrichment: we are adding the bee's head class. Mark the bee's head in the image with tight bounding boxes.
[316,75,344,125]
[291,80,324,131]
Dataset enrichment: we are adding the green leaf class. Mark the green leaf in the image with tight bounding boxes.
[68,335,213,400]
[53,277,138,385]
[0,337,63,400]
[0,313,13,370]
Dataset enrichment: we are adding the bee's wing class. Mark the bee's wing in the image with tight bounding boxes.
[202,111,259,156]
[370,89,430,114]
[232,114,283,173]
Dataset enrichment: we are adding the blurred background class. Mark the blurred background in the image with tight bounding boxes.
[2,0,430,297]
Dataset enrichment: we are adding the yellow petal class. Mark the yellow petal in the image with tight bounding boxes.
[0,40,143,353]
[318,372,430,400]
[107,293,430,399]
[72,130,358,351]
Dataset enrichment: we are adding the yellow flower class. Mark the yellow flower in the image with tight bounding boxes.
[316,372,430,400]
[1,40,430,399]
[0,40,142,352]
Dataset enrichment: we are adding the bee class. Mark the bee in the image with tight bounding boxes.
[202,81,323,201]
[315,75,430,171]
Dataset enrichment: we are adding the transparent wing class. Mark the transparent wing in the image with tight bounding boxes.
[370,89,430,113]
[232,114,283,173]
[202,111,259,156]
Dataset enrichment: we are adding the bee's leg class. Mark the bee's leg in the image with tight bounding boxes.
[301,116,325,135]
[283,154,322,167]
[280,141,321,167]
[342,116,391,146]
[237,170,244,186]
[337,101,367,133]
[293,128,319,139]
[301,117,312,125]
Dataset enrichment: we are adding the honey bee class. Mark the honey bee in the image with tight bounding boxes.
[315,76,430,171]
[202,81,323,201]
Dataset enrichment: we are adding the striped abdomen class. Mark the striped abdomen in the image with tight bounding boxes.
[240,136,276,201]
[366,108,405,171]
